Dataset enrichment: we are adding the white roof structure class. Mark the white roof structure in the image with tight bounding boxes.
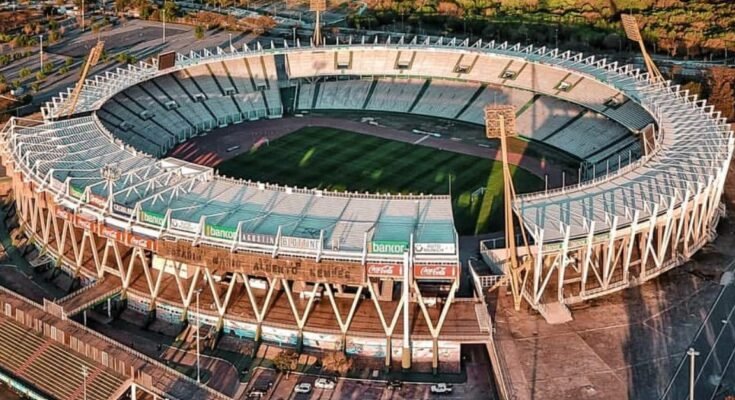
[12,36,730,263]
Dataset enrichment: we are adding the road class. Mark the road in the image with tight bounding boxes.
[661,261,735,400]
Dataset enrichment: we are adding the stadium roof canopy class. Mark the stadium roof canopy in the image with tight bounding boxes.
[5,116,455,260]
[7,36,732,261]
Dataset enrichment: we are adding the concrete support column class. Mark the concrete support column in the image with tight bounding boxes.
[254,323,262,342]
[432,338,439,375]
[385,335,392,369]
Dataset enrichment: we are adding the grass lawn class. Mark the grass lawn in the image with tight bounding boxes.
[216,127,543,235]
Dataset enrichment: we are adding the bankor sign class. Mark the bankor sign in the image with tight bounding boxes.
[159,240,364,285]
[413,264,458,279]
[370,240,408,254]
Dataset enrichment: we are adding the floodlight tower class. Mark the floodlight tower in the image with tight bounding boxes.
[310,0,326,46]
[485,105,531,311]
[621,14,663,83]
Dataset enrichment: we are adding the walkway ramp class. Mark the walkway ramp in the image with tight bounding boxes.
[57,276,122,317]
[538,301,573,324]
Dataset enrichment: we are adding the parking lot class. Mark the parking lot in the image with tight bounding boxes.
[244,368,490,400]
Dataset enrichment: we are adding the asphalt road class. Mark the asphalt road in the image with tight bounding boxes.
[661,263,735,400]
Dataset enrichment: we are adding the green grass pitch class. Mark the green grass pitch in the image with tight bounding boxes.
[216,127,544,235]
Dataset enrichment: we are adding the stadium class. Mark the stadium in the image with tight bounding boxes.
[0,34,732,385]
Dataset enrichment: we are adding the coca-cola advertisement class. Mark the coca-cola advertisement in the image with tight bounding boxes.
[74,214,98,232]
[100,225,124,241]
[413,264,458,279]
[126,233,157,251]
[366,263,402,278]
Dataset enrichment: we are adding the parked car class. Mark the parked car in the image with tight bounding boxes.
[315,378,336,389]
[247,389,266,398]
[294,383,312,393]
[387,379,403,390]
[430,383,454,394]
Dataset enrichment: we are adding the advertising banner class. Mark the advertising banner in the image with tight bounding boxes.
[204,223,236,240]
[302,332,341,350]
[412,340,434,362]
[99,225,125,241]
[139,209,165,226]
[413,264,458,280]
[223,320,258,339]
[261,326,299,346]
[113,202,134,217]
[413,243,456,255]
[127,233,158,251]
[366,263,402,279]
[89,193,107,208]
[159,240,364,285]
[370,240,408,254]
[74,213,97,232]
[241,232,276,245]
[345,337,386,357]
[279,235,320,250]
[170,218,199,233]
[186,312,217,327]
[69,184,85,200]
[54,205,73,221]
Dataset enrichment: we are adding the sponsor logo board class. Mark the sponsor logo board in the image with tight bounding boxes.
[366,263,402,278]
[127,233,157,251]
[89,193,107,208]
[74,214,97,231]
[413,242,456,254]
[240,232,276,245]
[370,240,408,254]
[100,225,125,241]
[113,203,134,217]
[69,184,85,200]
[54,206,73,221]
[413,264,458,279]
[139,210,165,226]
[170,218,199,233]
[279,235,320,250]
[205,224,236,240]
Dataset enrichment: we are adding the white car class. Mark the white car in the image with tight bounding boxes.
[294,383,312,394]
[314,378,336,389]
[430,383,453,394]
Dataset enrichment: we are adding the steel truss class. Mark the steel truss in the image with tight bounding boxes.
[9,177,469,370]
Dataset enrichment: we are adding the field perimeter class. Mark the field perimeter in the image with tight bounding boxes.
[217,127,543,235]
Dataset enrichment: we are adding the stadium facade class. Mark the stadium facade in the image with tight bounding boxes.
[0,37,731,369]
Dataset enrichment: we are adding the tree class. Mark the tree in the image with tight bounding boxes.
[48,30,60,43]
[35,71,46,81]
[163,0,179,18]
[19,68,31,79]
[707,67,735,122]
[321,352,352,376]
[273,350,298,373]
[65,57,73,67]
[31,82,40,92]
[195,25,205,40]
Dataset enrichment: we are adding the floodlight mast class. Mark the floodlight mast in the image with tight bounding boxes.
[485,105,532,311]
[621,14,663,83]
[60,41,105,118]
[310,0,326,46]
